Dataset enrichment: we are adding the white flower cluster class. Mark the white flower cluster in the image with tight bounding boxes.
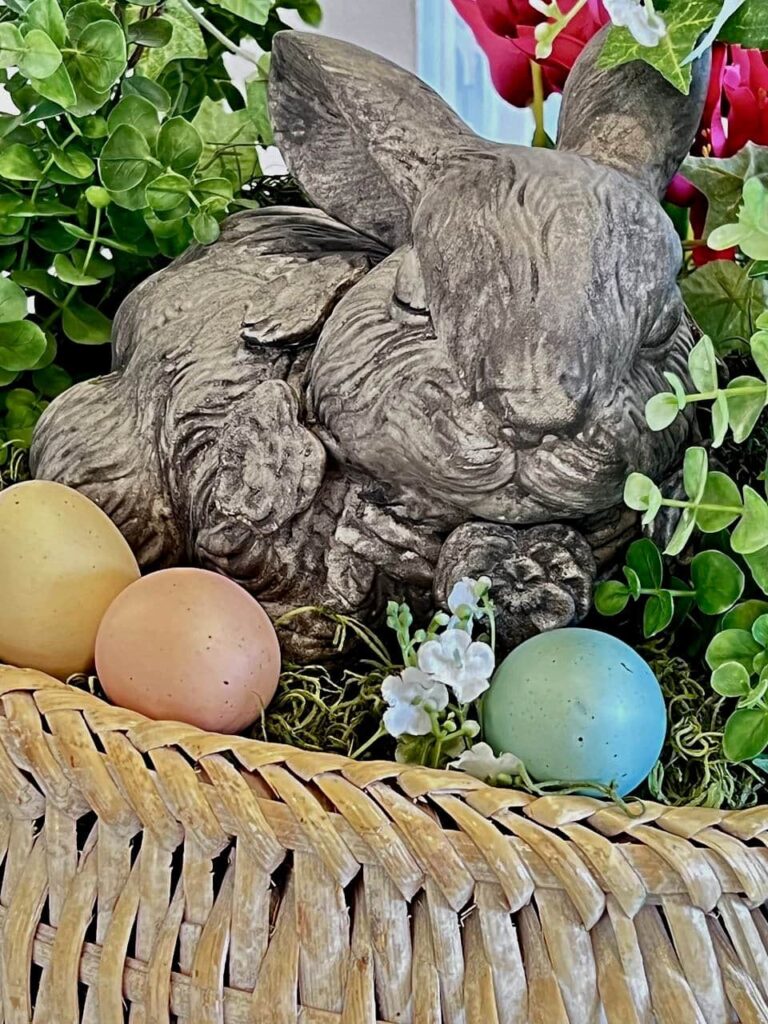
[381,577,495,739]
[603,0,666,48]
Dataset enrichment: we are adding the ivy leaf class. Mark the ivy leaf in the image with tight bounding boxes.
[626,538,663,589]
[156,117,203,173]
[723,708,768,762]
[594,580,631,617]
[681,261,768,353]
[209,0,270,21]
[682,143,768,234]
[0,321,47,371]
[643,591,675,639]
[719,0,768,47]
[139,0,206,78]
[598,0,723,93]
[99,123,153,192]
[691,550,745,615]
[126,17,173,47]
[61,295,112,344]
[711,662,752,697]
[191,96,263,188]
[0,277,28,323]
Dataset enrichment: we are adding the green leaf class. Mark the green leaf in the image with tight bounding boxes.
[665,508,697,557]
[697,471,743,532]
[598,0,723,93]
[663,371,688,409]
[712,392,729,448]
[626,538,663,590]
[623,566,642,599]
[191,96,263,188]
[680,145,753,234]
[156,116,202,173]
[643,591,675,639]
[139,0,206,78]
[52,252,99,286]
[11,268,66,302]
[85,185,110,209]
[688,335,719,392]
[32,361,71,397]
[706,628,762,672]
[190,207,219,244]
[61,296,112,344]
[624,473,662,517]
[122,74,171,114]
[731,485,768,555]
[753,613,768,647]
[745,544,768,594]
[691,550,745,615]
[32,219,78,252]
[29,62,76,109]
[681,261,768,353]
[712,662,752,698]
[30,331,56,370]
[723,708,768,762]
[719,0,768,47]
[209,0,270,22]
[0,278,28,323]
[0,143,43,181]
[0,320,47,371]
[69,20,126,92]
[683,446,708,503]
[126,17,172,47]
[107,95,159,142]
[99,123,152,191]
[17,28,61,79]
[646,392,680,431]
[726,375,768,442]
[51,144,94,180]
[750,261,768,279]
[64,2,120,42]
[0,23,24,68]
[145,171,190,213]
[594,580,631,617]
[22,0,67,48]
[751,330,768,379]
[722,600,768,631]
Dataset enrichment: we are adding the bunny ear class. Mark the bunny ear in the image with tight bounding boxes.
[269,32,473,248]
[556,27,711,198]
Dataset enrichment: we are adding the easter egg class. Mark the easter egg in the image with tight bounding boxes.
[95,568,281,733]
[483,628,666,796]
[0,480,140,679]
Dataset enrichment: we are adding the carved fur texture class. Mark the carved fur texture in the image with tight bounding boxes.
[32,28,710,657]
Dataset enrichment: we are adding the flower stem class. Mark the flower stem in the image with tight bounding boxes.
[530,61,548,148]
[176,0,260,65]
[349,724,388,760]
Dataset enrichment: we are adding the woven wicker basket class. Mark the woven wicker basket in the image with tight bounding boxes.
[1,665,767,1024]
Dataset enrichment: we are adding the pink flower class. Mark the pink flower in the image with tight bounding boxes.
[452,0,609,105]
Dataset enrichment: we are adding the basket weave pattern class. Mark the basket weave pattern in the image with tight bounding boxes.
[0,666,767,1023]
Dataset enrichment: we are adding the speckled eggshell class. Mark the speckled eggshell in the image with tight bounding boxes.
[0,480,140,679]
[483,628,667,797]
[95,568,281,733]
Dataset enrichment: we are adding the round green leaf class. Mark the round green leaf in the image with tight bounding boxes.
[51,144,95,180]
[64,0,120,39]
[696,471,743,533]
[645,392,680,431]
[723,708,768,762]
[0,24,23,69]
[688,334,718,392]
[52,252,100,286]
[711,662,751,698]
[0,277,28,324]
[626,538,663,589]
[731,485,768,556]
[61,296,112,344]
[594,581,631,617]
[623,566,642,599]
[70,20,126,93]
[126,17,172,47]
[146,171,190,213]
[751,330,768,380]
[665,508,696,558]
[32,362,72,397]
[753,614,768,648]
[22,0,67,48]
[156,116,203,173]
[30,331,56,370]
[722,601,768,632]
[107,95,159,142]
[726,375,768,443]
[0,320,47,370]
[18,28,61,79]
[624,473,661,514]
[643,590,674,639]
[0,143,43,181]
[706,628,762,673]
[99,123,152,192]
[711,392,729,448]
[662,371,687,409]
[29,62,76,109]
[190,208,219,245]
[122,74,171,115]
[691,550,745,616]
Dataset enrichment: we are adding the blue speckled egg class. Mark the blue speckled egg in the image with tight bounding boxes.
[483,628,666,797]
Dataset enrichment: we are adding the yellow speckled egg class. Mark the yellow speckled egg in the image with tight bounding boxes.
[0,480,140,679]
[95,568,281,733]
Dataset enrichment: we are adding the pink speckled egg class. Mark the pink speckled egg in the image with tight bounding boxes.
[95,568,281,733]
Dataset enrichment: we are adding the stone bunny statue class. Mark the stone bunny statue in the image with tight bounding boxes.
[31,27,710,659]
